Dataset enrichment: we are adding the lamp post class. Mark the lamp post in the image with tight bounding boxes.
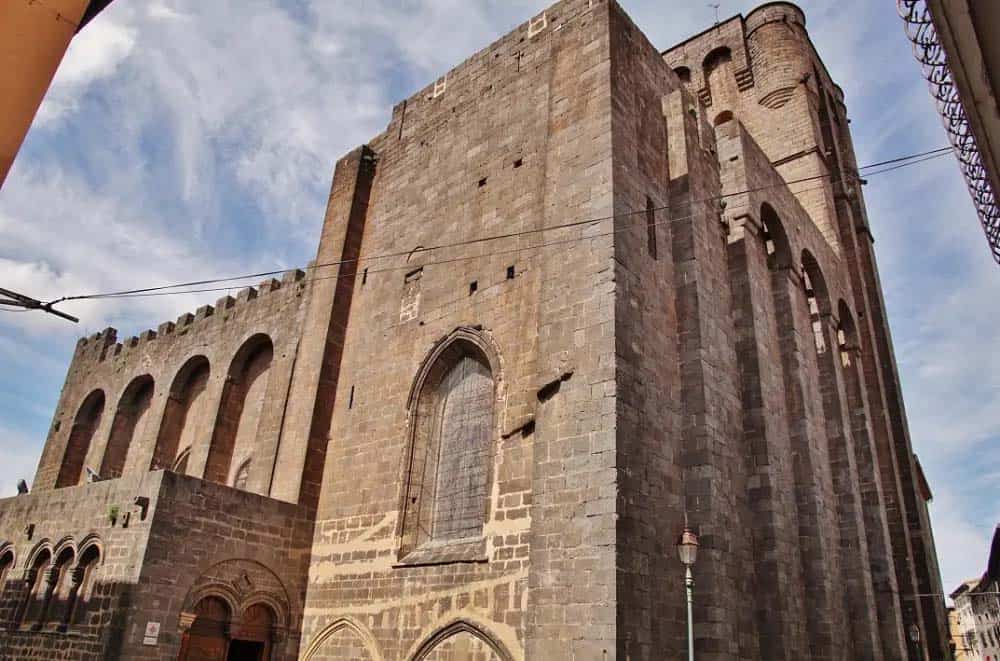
[677,524,699,661]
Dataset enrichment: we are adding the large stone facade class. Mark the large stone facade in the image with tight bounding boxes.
[0,1,950,659]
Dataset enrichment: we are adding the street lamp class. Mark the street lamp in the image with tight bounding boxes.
[677,523,699,661]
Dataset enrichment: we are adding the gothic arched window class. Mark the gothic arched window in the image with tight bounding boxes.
[400,333,497,559]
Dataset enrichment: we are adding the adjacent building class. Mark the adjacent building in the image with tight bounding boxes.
[0,1,952,659]
[949,527,1000,661]
[898,0,1000,263]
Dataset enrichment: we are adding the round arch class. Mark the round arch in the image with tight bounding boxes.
[179,558,291,629]
[801,249,832,315]
[714,110,734,126]
[760,203,793,270]
[151,355,210,471]
[204,334,274,486]
[56,389,106,488]
[102,374,155,479]
[837,299,857,343]
[702,45,733,73]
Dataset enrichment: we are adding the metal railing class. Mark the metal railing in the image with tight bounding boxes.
[898,0,1000,265]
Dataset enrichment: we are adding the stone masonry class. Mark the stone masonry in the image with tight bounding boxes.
[0,1,950,659]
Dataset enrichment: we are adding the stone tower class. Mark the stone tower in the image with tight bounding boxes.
[0,1,949,660]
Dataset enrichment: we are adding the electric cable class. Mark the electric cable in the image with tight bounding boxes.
[45,145,952,305]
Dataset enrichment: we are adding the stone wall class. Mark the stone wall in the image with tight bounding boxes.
[0,1,951,660]
[0,471,312,660]
[298,0,618,658]
[32,270,311,500]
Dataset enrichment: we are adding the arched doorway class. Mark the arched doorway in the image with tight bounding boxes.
[228,603,275,660]
[179,596,230,660]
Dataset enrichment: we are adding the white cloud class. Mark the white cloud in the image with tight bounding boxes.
[35,17,137,126]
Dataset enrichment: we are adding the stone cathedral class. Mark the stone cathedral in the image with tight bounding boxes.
[0,1,951,659]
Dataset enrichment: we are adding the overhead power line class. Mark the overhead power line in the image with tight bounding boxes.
[39,145,950,309]
[0,288,78,323]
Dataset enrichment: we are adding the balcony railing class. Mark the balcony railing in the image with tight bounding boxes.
[898,0,1000,265]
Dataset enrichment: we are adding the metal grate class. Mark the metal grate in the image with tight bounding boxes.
[898,0,1000,265]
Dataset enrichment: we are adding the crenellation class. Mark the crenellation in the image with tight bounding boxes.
[215,294,236,310]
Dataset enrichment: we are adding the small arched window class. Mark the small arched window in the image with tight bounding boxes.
[673,66,691,83]
[0,548,14,600]
[70,545,101,627]
[233,459,251,491]
[401,334,497,558]
[44,547,75,628]
[21,548,51,626]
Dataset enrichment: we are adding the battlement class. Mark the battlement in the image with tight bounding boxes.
[73,269,306,365]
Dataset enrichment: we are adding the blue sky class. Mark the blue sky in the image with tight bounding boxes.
[1,0,997,600]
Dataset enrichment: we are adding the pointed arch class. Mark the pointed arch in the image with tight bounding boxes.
[400,328,502,559]
[102,374,155,479]
[205,334,273,488]
[302,617,383,661]
[56,389,105,488]
[152,355,210,472]
[409,619,515,661]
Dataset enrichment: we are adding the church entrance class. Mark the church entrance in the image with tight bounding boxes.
[179,596,230,660]
[226,639,266,660]
[178,598,274,661]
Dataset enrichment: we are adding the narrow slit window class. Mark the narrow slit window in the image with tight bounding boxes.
[506,265,516,280]
[469,281,478,295]
[646,196,658,260]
